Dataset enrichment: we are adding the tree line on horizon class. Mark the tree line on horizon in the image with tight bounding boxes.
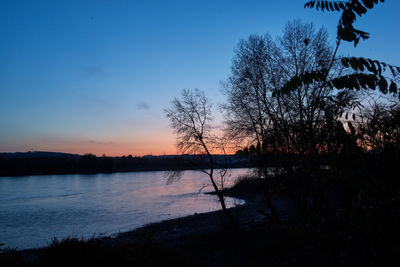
[0,153,253,176]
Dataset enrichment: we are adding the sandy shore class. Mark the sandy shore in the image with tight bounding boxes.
[104,187,293,248]
[113,195,265,244]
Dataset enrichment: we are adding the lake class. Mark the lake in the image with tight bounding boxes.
[0,169,249,250]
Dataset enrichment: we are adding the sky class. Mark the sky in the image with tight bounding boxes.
[1,0,399,156]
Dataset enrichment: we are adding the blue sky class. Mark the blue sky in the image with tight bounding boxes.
[1,0,399,156]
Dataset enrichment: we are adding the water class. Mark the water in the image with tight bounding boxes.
[0,169,249,250]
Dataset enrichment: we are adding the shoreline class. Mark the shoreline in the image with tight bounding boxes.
[112,191,268,245]
[3,178,299,266]
[15,201,276,266]
[15,178,290,253]
[15,188,268,255]
[5,172,393,266]
[19,189,265,251]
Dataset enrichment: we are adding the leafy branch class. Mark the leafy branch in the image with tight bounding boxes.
[279,69,399,98]
[305,0,385,46]
[279,1,399,98]
[278,70,327,95]
[341,57,400,77]
[328,73,398,96]
[305,0,384,13]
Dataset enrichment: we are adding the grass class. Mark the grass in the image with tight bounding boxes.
[1,235,196,267]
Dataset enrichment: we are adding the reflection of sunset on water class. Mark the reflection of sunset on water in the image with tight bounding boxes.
[0,169,248,249]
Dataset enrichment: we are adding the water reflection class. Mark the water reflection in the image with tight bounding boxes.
[0,169,248,249]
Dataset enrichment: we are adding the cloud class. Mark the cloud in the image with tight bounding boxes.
[82,66,105,78]
[137,102,151,110]
[87,140,113,145]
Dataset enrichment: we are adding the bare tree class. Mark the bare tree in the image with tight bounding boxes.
[164,88,237,228]
[221,20,359,219]
[222,20,353,160]
[357,96,400,152]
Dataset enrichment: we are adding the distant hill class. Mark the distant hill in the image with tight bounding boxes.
[0,151,81,159]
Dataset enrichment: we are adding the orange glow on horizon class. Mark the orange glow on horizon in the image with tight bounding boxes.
[48,140,177,157]
[0,132,178,157]
[1,129,242,157]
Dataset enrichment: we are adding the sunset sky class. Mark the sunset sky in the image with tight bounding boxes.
[1,0,399,156]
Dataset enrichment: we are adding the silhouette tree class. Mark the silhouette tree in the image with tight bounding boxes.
[357,98,400,151]
[222,20,358,165]
[221,20,357,220]
[285,0,400,99]
[165,88,237,228]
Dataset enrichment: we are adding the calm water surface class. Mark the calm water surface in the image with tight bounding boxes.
[0,169,249,250]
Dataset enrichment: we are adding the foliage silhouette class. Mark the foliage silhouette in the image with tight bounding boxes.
[286,0,400,101]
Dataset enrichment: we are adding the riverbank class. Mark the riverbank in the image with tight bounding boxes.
[1,178,298,266]
[3,173,396,266]
[113,188,270,245]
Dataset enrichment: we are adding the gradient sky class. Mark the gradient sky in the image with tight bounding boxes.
[1,0,399,156]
